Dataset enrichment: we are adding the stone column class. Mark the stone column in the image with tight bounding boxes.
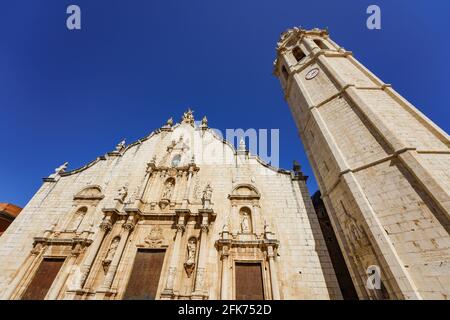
[162,215,186,296]
[99,216,135,292]
[181,167,194,209]
[220,248,231,300]
[46,244,81,300]
[267,245,280,300]
[219,226,231,300]
[193,215,209,296]
[73,216,112,291]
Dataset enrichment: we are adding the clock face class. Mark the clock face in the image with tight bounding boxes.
[305,68,319,80]
[171,155,181,167]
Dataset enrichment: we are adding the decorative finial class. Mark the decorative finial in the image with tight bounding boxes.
[201,116,208,128]
[115,139,126,152]
[264,219,271,233]
[182,108,195,125]
[166,117,174,127]
[48,162,68,179]
[293,160,301,173]
[238,138,246,151]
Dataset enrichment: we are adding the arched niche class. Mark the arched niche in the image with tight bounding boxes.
[65,185,104,232]
[239,206,252,233]
[228,184,261,236]
[73,185,104,201]
[161,178,175,200]
[66,206,88,231]
[229,184,261,201]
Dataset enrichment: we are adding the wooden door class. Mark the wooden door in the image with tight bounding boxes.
[235,262,264,300]
[122,249,165,300]
[21,258,65,300]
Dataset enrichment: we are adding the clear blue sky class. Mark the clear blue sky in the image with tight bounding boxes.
[1,1,449,207]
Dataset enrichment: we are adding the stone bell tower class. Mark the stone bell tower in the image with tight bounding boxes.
[274,27,450,300]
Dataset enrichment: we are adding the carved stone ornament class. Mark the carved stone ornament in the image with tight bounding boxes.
[115,139,126,152]
[116,186,128,202]
[165,117,174,128]
[144,226,164,248]
[201,116,208,127]
[48,162,68,179]
[181,108,195,125]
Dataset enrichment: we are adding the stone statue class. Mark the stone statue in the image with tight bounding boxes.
[115,139,126,152]
[186,238,197,266]
[105,237,120,263]
[162,180,174,199]
[117,186,128,202]
[241,212,251,233]
[202,183,213,201]
[184,237,197,277]
[67,208,86,231]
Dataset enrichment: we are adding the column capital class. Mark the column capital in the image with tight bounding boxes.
[176,224,186,233]
[122,221,135,232]
[99,221,112,232]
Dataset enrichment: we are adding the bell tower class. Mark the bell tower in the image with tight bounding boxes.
[274,27,450,300]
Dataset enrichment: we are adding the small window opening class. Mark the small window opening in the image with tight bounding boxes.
[292,46,306,62]
[313,39,328,50]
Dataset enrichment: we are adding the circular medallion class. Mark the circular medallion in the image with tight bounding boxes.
[305,68,319,80]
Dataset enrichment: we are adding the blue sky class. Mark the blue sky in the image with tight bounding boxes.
[1,1,449,207]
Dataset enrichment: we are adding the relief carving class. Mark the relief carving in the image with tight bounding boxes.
[143,226,164,248]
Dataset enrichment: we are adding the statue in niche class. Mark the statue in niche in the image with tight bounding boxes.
[67,207,87,231]
[202,183,213,201]
[116,186,128,202]
[184,237,197,277]
[241,212,251,233]
[103,236,120,272]
[162,180,174,199]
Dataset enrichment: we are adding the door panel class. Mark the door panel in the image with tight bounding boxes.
[21,258,65,300]
[235,262,264,300]
[122,249,165,300]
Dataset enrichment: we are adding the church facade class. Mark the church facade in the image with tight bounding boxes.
[274,28,450,300]
[0,110,342,300]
